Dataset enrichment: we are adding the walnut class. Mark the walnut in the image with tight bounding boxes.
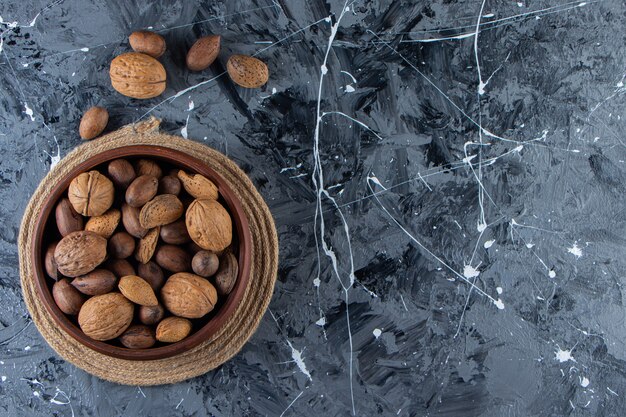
[185,199,232,252]
[78,293,134,341]
[160,272,217,318]
[68,170,114,216]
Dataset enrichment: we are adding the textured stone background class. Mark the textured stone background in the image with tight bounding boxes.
[1,0,626,416]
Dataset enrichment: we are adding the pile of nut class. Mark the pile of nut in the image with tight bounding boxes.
[45,158,238,348]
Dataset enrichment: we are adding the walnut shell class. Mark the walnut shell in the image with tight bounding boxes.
[68,171,114,216]
[85,208,121,239]
[139,194,183,229]
[160,272,217,318]
[78,293,134,341]
[177,170,218,200]
[54,231,107,277]
[186,199,232,252]
[118,275,158,306]
[156,317,192,343]
[135,227,160,264]
[109,52,166,99]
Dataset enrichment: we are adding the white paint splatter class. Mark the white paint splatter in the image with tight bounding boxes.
[483,239,495,248]
[482,13,495,18]
[580,376,590,387]
[496,287,503,294]
[494,299,505,310]
[187,100,195,111]
[567,243,583,258]
[320,64,328,75]
[1,376,5,382]
[345,84,355,93]
[555,347,575,363]
[288,342,312,380]
[373,328,382,339]
[80,47,89,52]
[526,243,535,248]
[24,346,31,351]
[23,103,35,121]
[549,270,556,278]
[181,115,190,139]
[315,317,326,326]
[313,277,321,287]
[463,264,480,279]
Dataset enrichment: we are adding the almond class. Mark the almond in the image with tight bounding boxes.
[186,35,220,71]
[109,52,166,99]
[135,227,160,264]
[85,208,120,238]
[226,54,269,88]
[139,194,183,229]
[129,31,166,58]
[78,293,134,341]
[118,275,158,306]
[79,106,109,140]
[177,170,218,200]
[156,317,192,343]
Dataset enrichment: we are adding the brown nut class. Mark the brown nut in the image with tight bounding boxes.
[54,231,107,277]
[109,52,166,99]
[177,170,218,200]
[118,275,158,306]
[53,278,86,315]
[44,242,60,280]
[186,35,220,71]
[191,251,219,277]
[186,199,232,252]
[68,171,114,216]
[155,244,191,272]
[214,252,238,296]
[160,219,191,244]
[107,159,136,189]
[119,324,156,349]
[125,175,158,207]
[85,208,120,239]
[79,106,109,140]
[156,317,192,343]
[135,159,163,179]
[55,198,84,237]
[135,227,159,264]
[121,203,148,238]
[137,261,165,291]
[138,303,165,325]
[108,231,136,259]
[105,258,135,278]
[129,31,166,58]
[71,269,117,296]
[158,175,181,195]
[226,54,269,88]
[161,272,217,318]
[139,194,183,229]
[78,293,134,341]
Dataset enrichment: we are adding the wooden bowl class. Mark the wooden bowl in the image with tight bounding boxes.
[31,145,251,360]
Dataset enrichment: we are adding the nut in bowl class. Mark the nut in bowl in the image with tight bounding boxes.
[32,146,251,360]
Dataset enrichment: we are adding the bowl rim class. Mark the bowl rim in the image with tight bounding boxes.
[31,145,252,361]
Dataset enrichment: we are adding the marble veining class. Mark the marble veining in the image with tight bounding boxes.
[1,0,625,416]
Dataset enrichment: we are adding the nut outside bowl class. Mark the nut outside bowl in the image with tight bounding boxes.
[31,145,251,361]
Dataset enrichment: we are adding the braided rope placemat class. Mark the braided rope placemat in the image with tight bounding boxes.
[18,117,278,385]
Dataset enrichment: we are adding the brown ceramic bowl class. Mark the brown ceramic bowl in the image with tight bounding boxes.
[31,145,251,360]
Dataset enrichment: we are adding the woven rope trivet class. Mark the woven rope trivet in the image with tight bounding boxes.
[18,117,278,385]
